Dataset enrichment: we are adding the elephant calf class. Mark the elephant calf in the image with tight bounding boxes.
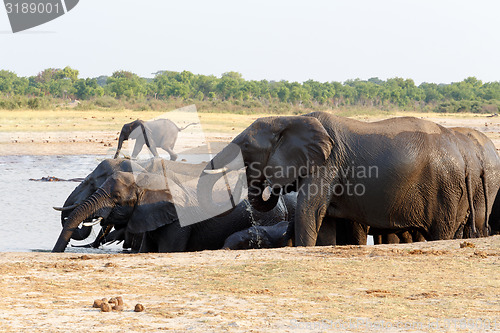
[114,119,196,160]
[222,221,292,250]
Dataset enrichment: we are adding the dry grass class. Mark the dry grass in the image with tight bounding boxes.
[0,109,270,133]
[0,236,499,332]
[0,109,496,133]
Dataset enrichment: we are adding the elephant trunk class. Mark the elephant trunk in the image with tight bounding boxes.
[114,132,127,159]
[52,189,114,253]
[197,143,245,216]
[59,180,93,241]
[247,175,280,213]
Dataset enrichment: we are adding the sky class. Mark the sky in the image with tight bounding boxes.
[0,0,499,84]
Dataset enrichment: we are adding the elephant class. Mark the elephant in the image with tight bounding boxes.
[222,221,292,250]
[76,224,143,252]
[53,158,142,241]
[53,157,209,246]
[52,162,293,253]
[450,127,500,237]
[370,228,426,244]
[287,216,425,246]
[490,191,500,235]
[197,112,499,247]
[113,119,196,160]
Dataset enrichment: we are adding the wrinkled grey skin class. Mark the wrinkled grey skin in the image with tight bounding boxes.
[55,159,143,241]
[114,119,196,160]
[76,225,143,252]
[451,127,500,237]
[55,158,208,248]
[222,221,292,250]
[198,112,495,246]
[53,165,292,253]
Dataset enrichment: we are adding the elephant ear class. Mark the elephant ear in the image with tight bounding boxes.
[127,190,178,234]
[128,120,152,141]
[267,116,333,186]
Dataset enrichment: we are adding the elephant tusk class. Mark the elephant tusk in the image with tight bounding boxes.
[204,156,244,175]
[204,167,228,174]
[262,186,272,202]
[82,217,103,227]
[53,203,79,211]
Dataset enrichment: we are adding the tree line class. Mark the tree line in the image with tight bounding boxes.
[0,67,499,113]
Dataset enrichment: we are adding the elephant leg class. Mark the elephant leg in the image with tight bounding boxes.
[373,234,383,245]
[316,215,336,246]
[398,231,413,243]
[336,220,367,245]
[411,230,427,242]
[295,201,329,246]
[145,139,160,157]
[164,147,178,161]
[294,177,332,246]
[351,222,368,245]
[123,232,143,252]
[141,223,191,253]
[139,232,158,253]
[131,138,145,159]
[385,233,400,244]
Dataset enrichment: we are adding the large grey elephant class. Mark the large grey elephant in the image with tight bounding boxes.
[198,112,500,246]
[52,161,292,253]
[451,127,500,237]
[53,158,219,248]
[113,119,196,160]
[53,158,142,241]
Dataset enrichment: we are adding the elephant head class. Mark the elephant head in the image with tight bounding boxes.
[114,120,155,159]
[197,116,333,215]
[52,158,144,241]
[52,169,176,252]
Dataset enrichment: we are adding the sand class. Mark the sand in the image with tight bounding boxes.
[0,237,499,332]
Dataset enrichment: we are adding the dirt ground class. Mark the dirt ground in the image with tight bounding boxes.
[0,111,499,332]
[0,237,499,332]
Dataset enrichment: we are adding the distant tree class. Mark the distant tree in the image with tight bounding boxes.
[106,71,147,98]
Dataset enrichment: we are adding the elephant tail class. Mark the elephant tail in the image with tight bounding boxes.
[481,172,490,235]
[177,123,197,131]
[465,174,477,236]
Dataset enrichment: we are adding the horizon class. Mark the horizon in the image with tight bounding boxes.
[1,67,496,86]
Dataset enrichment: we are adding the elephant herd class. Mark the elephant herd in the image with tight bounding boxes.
[52,112,500,253]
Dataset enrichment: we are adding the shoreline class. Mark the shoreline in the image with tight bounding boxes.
[1,113,499,156]
[0,132,235,156]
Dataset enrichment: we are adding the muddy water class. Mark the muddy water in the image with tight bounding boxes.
[0,155,108,252]
[0,153,210,252]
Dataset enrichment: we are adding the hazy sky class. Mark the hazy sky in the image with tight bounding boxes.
[1,0,499,84]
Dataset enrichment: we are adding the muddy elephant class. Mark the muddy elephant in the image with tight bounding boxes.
[53,158,208,247]
[77,224,143,252]
[198,112,491,246]
[52,164,292,253]
[53,158,142,241]
[114,119,196,160]
[222,221,292,250]
[451,127,500,237]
